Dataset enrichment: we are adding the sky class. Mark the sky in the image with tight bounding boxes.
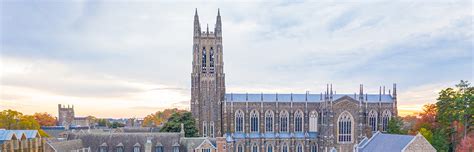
[0,0,472,118]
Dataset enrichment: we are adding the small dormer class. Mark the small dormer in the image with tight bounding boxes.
[133,143,141,152]
[115,143,124,152]
[99,143,108,152]
[172,142,180,152]
[155,142,163,152]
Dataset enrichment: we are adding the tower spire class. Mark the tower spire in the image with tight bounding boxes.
[215,8,222,37]
[194,8,201,37]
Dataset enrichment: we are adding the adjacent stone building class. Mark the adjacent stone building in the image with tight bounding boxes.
[354,131,436,152]
[190,9,399,152]
[0,130,44,152]
[58,104,92,128]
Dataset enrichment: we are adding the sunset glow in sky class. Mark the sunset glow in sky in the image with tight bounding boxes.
[1,0,472,118]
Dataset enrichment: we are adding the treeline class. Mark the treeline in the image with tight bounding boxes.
[387,80,473,152]
[0,110,56,137]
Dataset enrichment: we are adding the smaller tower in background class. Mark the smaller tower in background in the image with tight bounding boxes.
[58,104,75,128]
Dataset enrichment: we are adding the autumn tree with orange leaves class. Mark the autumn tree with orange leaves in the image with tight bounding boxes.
[142,108,187,127]
[33,112,57,126]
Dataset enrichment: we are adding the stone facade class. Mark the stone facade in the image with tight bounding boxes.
[190,10,399,152]
[403,133,437,152]
[58,104,75,127]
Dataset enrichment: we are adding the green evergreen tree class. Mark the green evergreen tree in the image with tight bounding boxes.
[431,128,450,152]
[387,116,406,134]
[160,112,198,137]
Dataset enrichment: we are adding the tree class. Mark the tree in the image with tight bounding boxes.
[387,116,406,134]
[0,109,49,137]
[33,112,57,126]
[419,127,433,143]
[414,104,438,132]
[456,132,474,152]
[142,108,187,127]
[160,112,198,137]
[436,80,473,150]
[401,115,418,134]
[0,109,23,129]
[432,128,450,152]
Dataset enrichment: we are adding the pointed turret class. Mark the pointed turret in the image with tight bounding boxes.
[215,8,222,37]
[194,8,201,37]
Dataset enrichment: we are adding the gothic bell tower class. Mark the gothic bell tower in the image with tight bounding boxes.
[191,9,225,137]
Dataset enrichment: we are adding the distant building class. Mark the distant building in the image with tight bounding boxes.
[354,131,436,152]
[58,104,93,128]
[0,129,44,152]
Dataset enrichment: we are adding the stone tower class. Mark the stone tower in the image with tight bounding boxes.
[58,104,75,128]
[190,9,225,137]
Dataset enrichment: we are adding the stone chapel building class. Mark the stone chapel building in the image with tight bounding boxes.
[190,9,398,152]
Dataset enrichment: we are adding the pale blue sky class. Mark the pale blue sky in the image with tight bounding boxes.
[1,0,472,118]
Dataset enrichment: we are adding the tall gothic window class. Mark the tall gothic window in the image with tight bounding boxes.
[235,110,244,132]
[266,144,273,152]
[309,111,318,132]
[281,143,288,152]
[210,47,215,68]
[295,110,303,132]
[338,111,353,143]
[250,110,259,132]
[311,144,317,152]
[368,110,378,132]
[382,110,391,132]
[265,110,274,132]
[296,144,303,152]
[201,47,206,71]
[280,110,289,132]
[203,121,208,137]
[252,144,259,152]
[210,121,215,137]
[237,145,244,152]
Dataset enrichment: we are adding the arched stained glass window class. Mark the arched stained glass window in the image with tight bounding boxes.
[203,121,207,137]
[237,144,244,152]
[338,111,353,143]
[202,47,207,71]
[311,144,318,152]
[295,110,303,132]
[235,110,244,132]
[266,144,273,152]
[252,144,259,152]
[296,144,303,152]
[210,121,215,137]
[280,110,289,132]
[309,111,318,132]
[382,110,391,132]
[368,110,378,132]
[281,143,288,152]
[250,110,259,132]
[265,110,274,132]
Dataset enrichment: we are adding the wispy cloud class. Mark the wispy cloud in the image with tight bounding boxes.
[1,0,471,117]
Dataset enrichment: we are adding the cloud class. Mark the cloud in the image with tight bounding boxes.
[1,0,472,117]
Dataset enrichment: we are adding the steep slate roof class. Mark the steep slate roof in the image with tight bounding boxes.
[357,132,415,152]
[11,130,39,139]
[225,93,393,103]
[47,139,83,152]
[67,132,182,152]
[0,130,17,144]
